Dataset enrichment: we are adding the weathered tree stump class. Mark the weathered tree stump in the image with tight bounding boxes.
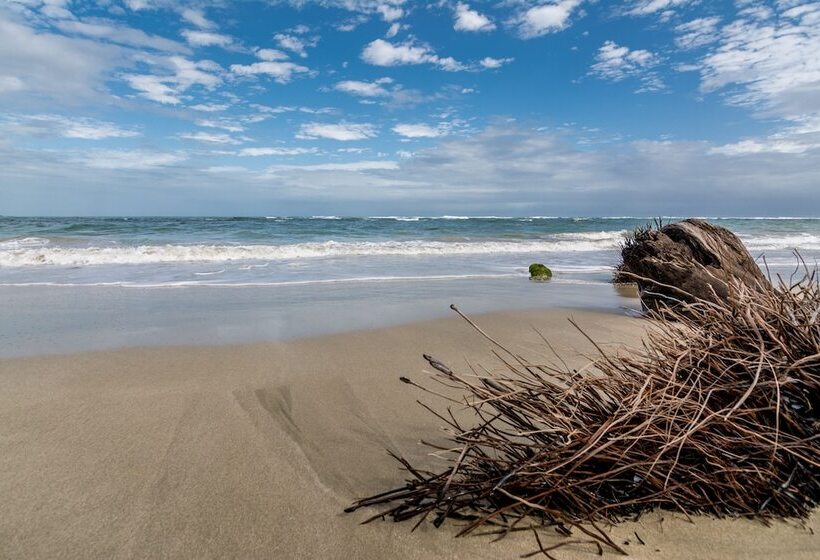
[617,218,770,309]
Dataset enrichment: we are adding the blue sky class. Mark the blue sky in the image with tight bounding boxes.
[1,0,819,216]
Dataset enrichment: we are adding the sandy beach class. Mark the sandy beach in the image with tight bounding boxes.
[0,308,815,559]
[3,0,820,554]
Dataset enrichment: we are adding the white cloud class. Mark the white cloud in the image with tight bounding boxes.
[696,4,820,120]
[4,0,819,217]
[266,160,399,172]
[274,32,318,58]
[454,3,495,32]
[0,17,126,104]
[55,119,139,140]
[626,0,697,17]
[252,104,334,115]
[40,0,73,19]
[181,29,233,48]
[230,60,312,84]
[710,116,820,155]
[511,0,584,39]
[189,103,230,112]
[361,38,431,65]
[0,76,25,93]
[195,118,244,133]
[216,126,820,214]
[125,56,223,105]
[178,131,244,144]
[590,40,664,91]
[675,16,721,49]
[480,56,514,69]
[180,8,216,30]
[738,4,773,22]
[334,78,392,97]
[55,18,188,53]
[384,126,820,214]
[124,74,179,104]
[336,15,368,32]
[710,139,811,155]
[123,0,156,10]
[80,149,186,170]
[361,39,466,71]
[5,126,820,216]
[0,114,140,140]
[239,147,318,156]
[206,165,250,174]
[332,78,455,108]
[385,22,401,38]
[436,56,467,71]
[393,123,442,138]
[256,48,289,61]
[168,56,222,88]
[676,2,820,171]
[377,4,404,22]
[273,0,405,23]
[297,122,377,141]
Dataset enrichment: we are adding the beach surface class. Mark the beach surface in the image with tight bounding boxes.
[0,308,816,559]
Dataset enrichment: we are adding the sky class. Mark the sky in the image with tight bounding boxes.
[0,0,819,217]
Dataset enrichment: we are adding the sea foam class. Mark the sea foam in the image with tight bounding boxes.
[0,236,627,266]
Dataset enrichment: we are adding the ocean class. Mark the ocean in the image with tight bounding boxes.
[2,216,818,287]
[1,216,818,357]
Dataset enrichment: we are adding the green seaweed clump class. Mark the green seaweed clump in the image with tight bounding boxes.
[528,263,552,281]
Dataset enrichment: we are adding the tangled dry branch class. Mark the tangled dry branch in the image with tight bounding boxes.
[347,264,819,557]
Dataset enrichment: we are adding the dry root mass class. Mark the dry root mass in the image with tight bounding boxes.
[348,265,819,556]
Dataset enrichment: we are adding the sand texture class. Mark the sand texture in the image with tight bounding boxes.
[0,309,816,559]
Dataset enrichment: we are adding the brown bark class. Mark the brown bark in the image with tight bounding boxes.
[618,219,770,308]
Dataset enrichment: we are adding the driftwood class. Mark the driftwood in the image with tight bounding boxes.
[616,219,770,310]
[347,266,820,557]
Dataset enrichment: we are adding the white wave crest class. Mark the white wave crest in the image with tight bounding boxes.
[553,230,628,241]
[0,237,624,266]
[740,233,820,251]
[0,273,522,288]
[0,237,51,249]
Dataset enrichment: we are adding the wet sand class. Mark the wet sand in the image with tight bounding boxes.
[0,308,815,559]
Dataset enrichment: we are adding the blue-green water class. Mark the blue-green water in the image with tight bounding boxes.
[1,216,818,356]
[0,216,818,286]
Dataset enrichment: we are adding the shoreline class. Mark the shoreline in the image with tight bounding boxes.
[0,279,641,359]
[0,308,815,559]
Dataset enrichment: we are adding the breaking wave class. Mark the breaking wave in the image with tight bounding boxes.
[0,234,627,266]
[740,233,820,251]
[1,230,818,268]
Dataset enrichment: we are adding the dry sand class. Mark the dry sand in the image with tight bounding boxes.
[0,308,816,559]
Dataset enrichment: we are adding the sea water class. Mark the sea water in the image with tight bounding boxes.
[1,217,818,357]
[1,216,817,287]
